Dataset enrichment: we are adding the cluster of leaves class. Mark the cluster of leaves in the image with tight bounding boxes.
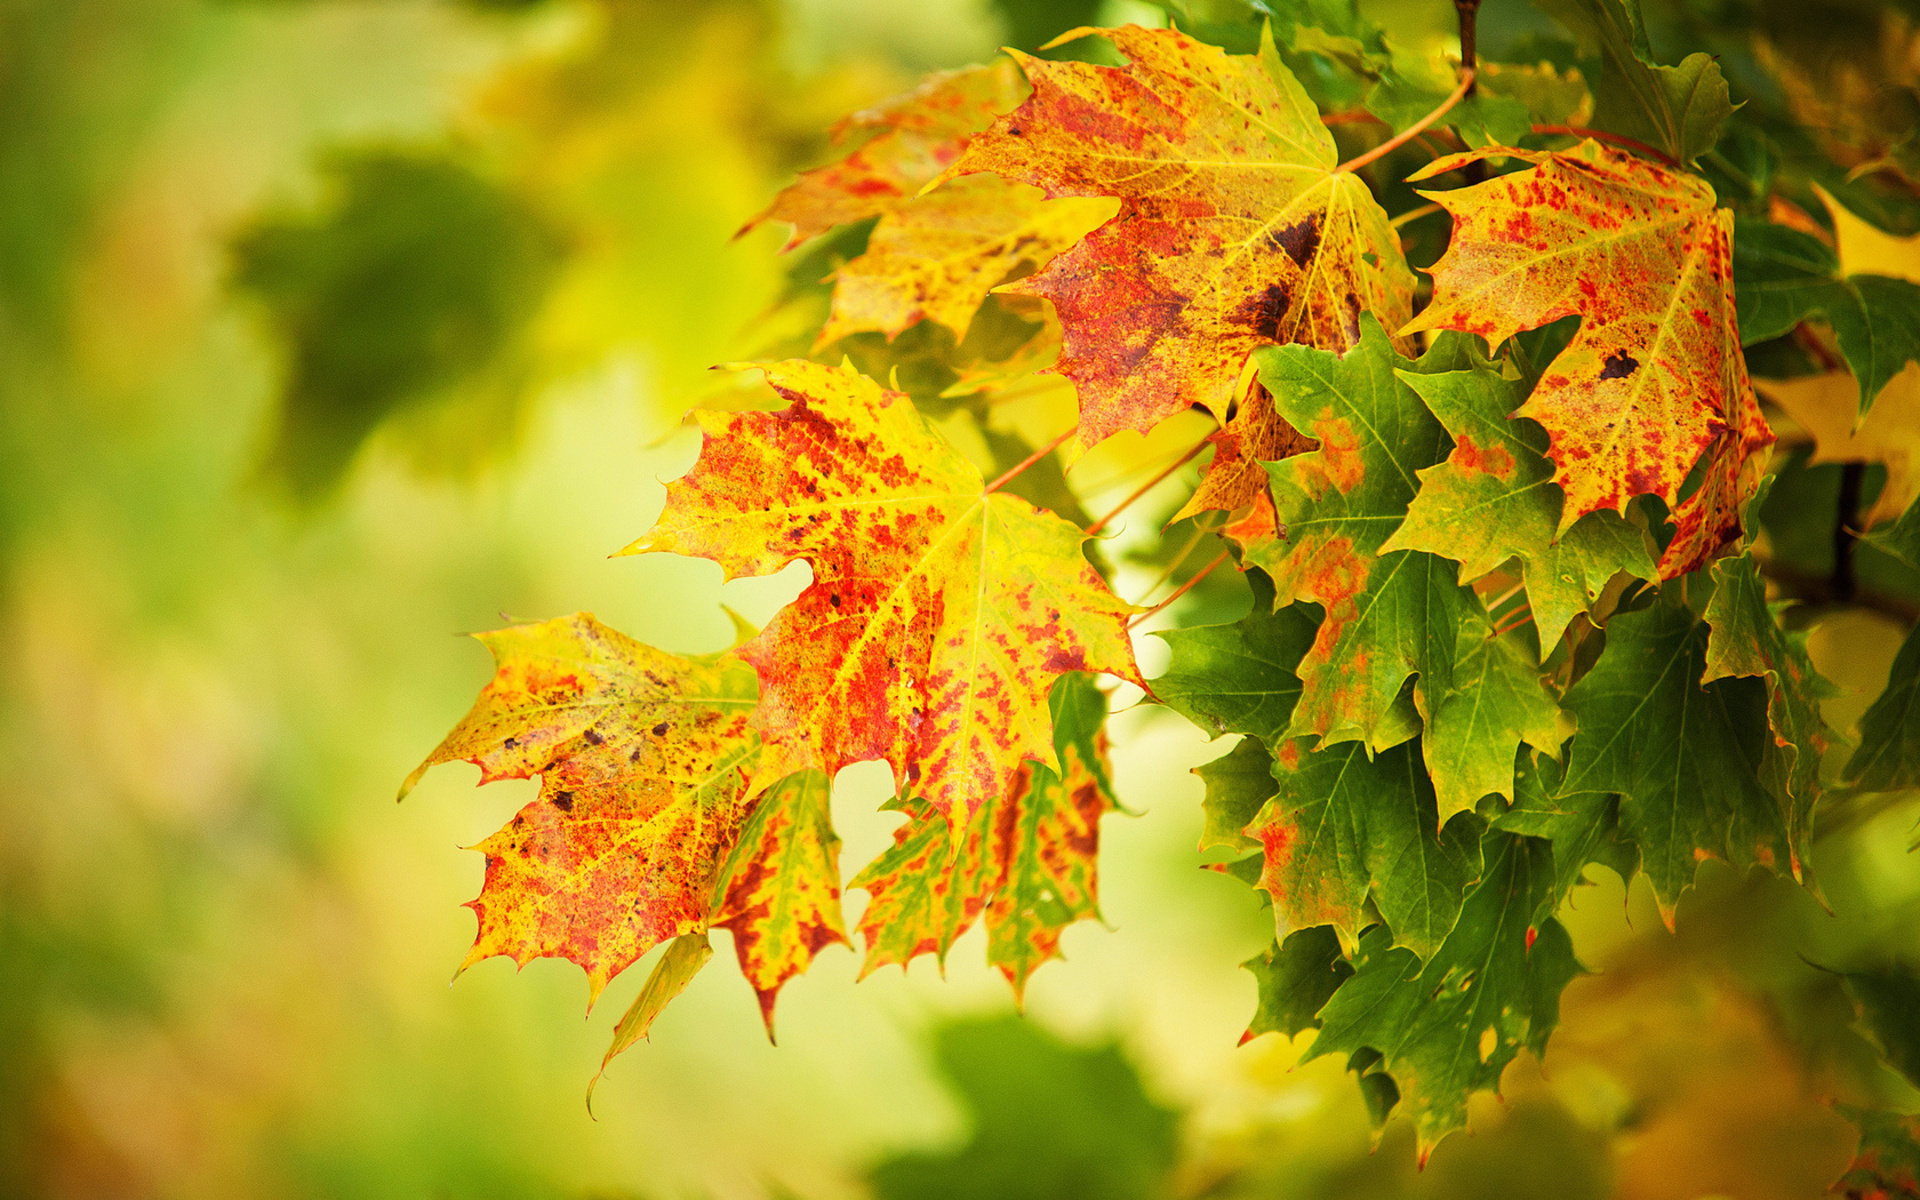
[408,0,1920,1161]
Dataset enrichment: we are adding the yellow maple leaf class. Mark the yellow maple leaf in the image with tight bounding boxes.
[624,360,1142,832]
[818,175,1114,345]
[1758,364,1920,526]
[403,614,761,1005]
[945,24,1414,448]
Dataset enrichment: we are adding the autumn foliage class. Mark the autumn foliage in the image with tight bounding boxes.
[408,0,1920,1167]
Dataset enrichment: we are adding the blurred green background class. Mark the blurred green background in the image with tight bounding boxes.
[3,1,1918,1198]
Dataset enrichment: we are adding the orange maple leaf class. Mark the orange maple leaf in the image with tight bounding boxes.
[402,614,761,1005]
[1173,381,1315,523]
[625,360,1141,831]
[946,25,1415,448]
[1403,140,1771,575]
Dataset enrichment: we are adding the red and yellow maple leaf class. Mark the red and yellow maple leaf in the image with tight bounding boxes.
[402,614,761,1005]
[946,24,1415,448]
[624,360,1141,831]
[1402,140,1771,576]
[1173,381,1315,523]
[740,58,1027,250]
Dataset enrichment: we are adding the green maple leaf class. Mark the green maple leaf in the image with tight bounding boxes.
[1380,361,1656,653]
[1249,738,1482,958]
[1304,829,1581,1154]
[1731,218,1920,415]
[1556,595,1787,915]
[1703,553,1839,881]
[1845,621,1920,794]
[1151,569,1318,746]
[1421,605,1568,822]
[1242,319,1474,751]
[1533,0,1733,165]
[1242,925,1353,1042]
[1491,748,1637,910]
[1192,734,1275,862]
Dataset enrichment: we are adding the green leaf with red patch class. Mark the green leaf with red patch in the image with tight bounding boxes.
[1379,360,1657,654]
[1250,737,1483,959]
[1238,319,1472,751]
[711,769,850,1038]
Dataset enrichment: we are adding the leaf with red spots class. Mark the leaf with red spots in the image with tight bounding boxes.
[1171,382,1315,524]
[818,174,1114,345]
[1249,737,1482,959]
[626,359,1140,833]
[850,680,1113,997]
[402,613,761,1005]
[1303,828,1581,1155]
[1238,319,1474,751]
[1554,593,1789,918]
[946,24,1415,448]
[1703,552,1839,883]
[1379,359,1657,653]
[741,58,1028,251]
[1403,141,1772,577]
[710,769,849,1037]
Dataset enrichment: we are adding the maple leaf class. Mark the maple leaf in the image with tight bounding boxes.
[1304,829,1582,1155]
[818,175,1114,345]
[1420,606,1566,822]
[1531,0,1733,165]
[625,359,1140,831]
[1192,735,1275,865]
[1379,359,1657,652]
[1732,217,1920,417]
[1844,620,1920,795]
[592,931,713,1103]
[1242,925,1352,1043]
[1491,748,1637,911]
[1404,140,1773,577]
[1864,494,1920,578]
[1171,382,1314,524]
[710,769,849,1036]
[850,675,1113,997]
[1237,320,1471,751]
[1554,594,1788,917]
[402,614,760,1004]
[740,59,1027,251]
[1250,737,1483,958]
[945,24,1415,447]
[1757,366,1920,527]
[1703,552,1839,881]
[1152,568,1317,747]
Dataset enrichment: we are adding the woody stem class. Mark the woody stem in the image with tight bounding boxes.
[1085,439,1211,535]
[1337,69,1475,175]
[984,426,1077,494]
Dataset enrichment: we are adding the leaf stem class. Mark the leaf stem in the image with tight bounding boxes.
[1085,439,1210,535]
[1528,125,1680,168]
[1337,69,1475,175]
[1390,202,1444,230]
[1128,548,1231,627]
[1141,525,1209,596]
[984,426,1077,494]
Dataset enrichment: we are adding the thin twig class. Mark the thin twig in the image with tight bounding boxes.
[1337,69,1475,175]
[1322,110,1388,127]
[1528,124,1680,168]
[1086,439,1210,535]
[1390,202,1443,230]
[984,426,1076,493]
[1141,526,1209,597]
[1129,548,1231,627]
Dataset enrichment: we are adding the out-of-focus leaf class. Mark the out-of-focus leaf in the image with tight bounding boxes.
[231,147,564,497]
[1843,962,1920,1091]
[1758,368,1920,528]
[1845,620,1920,794]
[1530,0,1733,164]
[868,1016,1179,1200]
